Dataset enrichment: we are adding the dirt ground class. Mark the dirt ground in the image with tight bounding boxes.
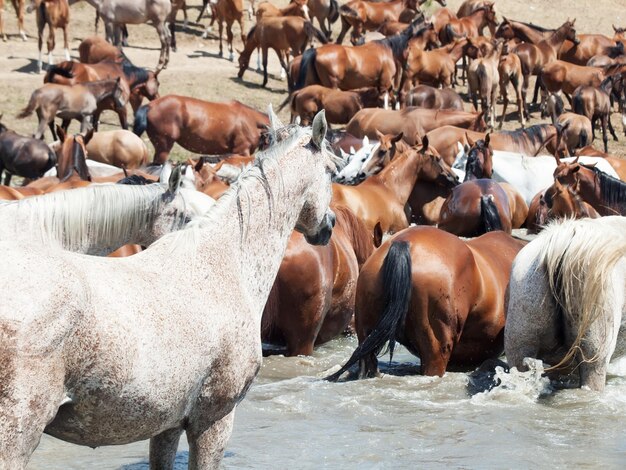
[1,0,626,162]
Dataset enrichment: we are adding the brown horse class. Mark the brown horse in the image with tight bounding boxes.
[0,0,26,41]
[346,107,487,146]
[425,124,566,165]
[0,118,56,185]
[53,125,93,184]
[571,75,620,152]
[307,0,339,40]
[202,0,245,61]
[85,129,148,169]
[439,4,497,44]
[547,178,599,220]
[512,20,579,109]
[498,50,526,128]
[78,35,123,63]
[400,37,465,92]
[336,0,432,45]
[294,18,427,107]
[256,0,309,21]
[285,85,381,125]
[468,38,504,128]
[495,17,550,45]
[403,84,464,110]
[18,78,129,140]
[133,95,269,163]
[332,135,459,233]
[44,58,161,128]
[456,0,490,18]
[28,0,70,73]
[262,205,375,356]
[237,17,327,87]
[327,227,525,379]
[539,60,604,106]
[553,158,626,215]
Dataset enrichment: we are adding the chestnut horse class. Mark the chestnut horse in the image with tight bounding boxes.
[29,0,70,73]
[85,130,148,169]
[133,95,269,163]
[332,134,459,233]
[498,50,526,128]
[0,118,56,185]
[201,0,245,61]
[78,35,123,63]
[539,60,604,107]
[256,0,309,21]
[0,0,26,41]
[285,85,381,125]
[262,205,375,356]
[553,158,626,216]
[403,84,464,110]
[327,227,525,379]
[400,38,465,92]
[346,107,487,146]
[294,18,427,107]
[439,4,497,43]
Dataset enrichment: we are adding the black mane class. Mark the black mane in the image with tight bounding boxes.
[514,19,554,33]
[589,165,626,212]
[121,58,150,87]
[375,18,427,59]
[499,124,552,147]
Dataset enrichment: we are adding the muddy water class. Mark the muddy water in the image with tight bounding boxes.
[28,337,626,469]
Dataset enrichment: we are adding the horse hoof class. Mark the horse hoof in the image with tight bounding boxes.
[172,46,177,53]
[229,53,234,62]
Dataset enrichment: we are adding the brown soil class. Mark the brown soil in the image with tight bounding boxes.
[0,0,625,161]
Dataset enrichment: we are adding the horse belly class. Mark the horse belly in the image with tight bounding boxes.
[108,5,149,24]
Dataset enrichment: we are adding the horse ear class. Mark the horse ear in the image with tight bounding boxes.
[167,164,183,195]
[373,222,383,248]
[311,110,327,149]
[465,132,475,148]
[56,125,66,143]
[159,161,173,184]
[613,24,619,32]
[391,132,403,144]
[84,128,94,146]
[267,103,284,131]
[363,135,369,146]
[194,157,204,172]
[485,132,491,147]
[294,115,301,126]
[375,130,384,141]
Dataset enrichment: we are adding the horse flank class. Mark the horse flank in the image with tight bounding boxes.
[541,217,625,371]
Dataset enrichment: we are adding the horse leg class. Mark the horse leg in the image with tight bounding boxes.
[608,113,619,141]
[490,85,498,129]
[3,172,12,186]
[256,48,261,72]
[226,20,234,61]
[187,409,236,469]
[149,427,184,470]
[531,74,541,105]
[277,50,289,82]
[16,0,26,40]
[499,79,508,129]
[521,73,530,118]
[218,19,224,57]
[116,105,128,130]
[335,16,351,45]
[151,135,176,164]
[46,19,56,70]
[156,21,170,69]
[169,19,177,52]
[36,12,44,73]
[601,115,609,153]
[261,46,269,87]
[196,0,207,23]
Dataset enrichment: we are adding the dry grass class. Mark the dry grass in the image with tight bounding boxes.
[0,0,625,162]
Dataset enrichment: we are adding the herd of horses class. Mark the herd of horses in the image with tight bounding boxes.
[0,0,626,467]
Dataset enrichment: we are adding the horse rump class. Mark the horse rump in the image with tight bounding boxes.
[44,63,75,84]
[480,194,503,233]
[326,240,412,381]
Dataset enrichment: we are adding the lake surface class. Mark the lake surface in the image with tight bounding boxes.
[28,336,626,469]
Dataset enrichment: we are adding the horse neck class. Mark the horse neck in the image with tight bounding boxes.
[449,42,466,61]
[240,35,259,64]
[371,146,421,203]
[183,140,320,316]
[575,168,603,209]
[85,80,116,101]
[467,8,488,28]
[512,22,548,43]
[546,25,571,51]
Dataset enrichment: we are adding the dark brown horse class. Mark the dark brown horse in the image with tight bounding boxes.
[326,226,525,379]
[0,117,56,185]
[262,205,376,356]
[133,95,270,163]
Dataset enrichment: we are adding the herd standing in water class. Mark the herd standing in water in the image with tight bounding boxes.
[0,0,625,468]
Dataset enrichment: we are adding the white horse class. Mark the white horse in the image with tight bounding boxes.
[79,0,172,70]
[0,109,338,468]
[0,168,215,255]
[333,136,379,185]
[505,217,626,391]
[453,145,619,204]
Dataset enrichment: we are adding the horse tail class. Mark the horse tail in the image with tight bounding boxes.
[133,105,150,136]
[578,128,588,148]
[541,218,625,372]
[295,47,318,91]
[326,240,412,381]
[304,21,329,45]
[44,63,74,84]
[573,93,585,116]
[17,91,40,119]
[329,0,340,23]
[480,194,503,233]
[339,4,359,19]
[246,24,257,42]
[441,24,455,44]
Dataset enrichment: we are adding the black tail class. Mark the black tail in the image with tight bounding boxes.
[578,128,588,148]
[304,21,328,45]
[329,0,339,23]
[480,195,503,233]
[133,105,149,136]
[572,93,584,116]
[246,24,257,42]
[44,64,74,83]
[295,47,318,91]
[326,241,412,382]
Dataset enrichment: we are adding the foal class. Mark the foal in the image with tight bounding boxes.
[29,0,70,73]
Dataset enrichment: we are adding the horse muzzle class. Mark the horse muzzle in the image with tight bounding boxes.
[304,211,335,246]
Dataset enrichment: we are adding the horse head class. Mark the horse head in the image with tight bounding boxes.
[553,156,582,187]
[55,126,93,183]
[416,135,459,188]
[559,18,579,46]
[464,133,493,181]
[495,17,514,40]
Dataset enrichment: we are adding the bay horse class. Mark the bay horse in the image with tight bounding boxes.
[439,4,497,43]
[553,158,626,216]
[0,110,340,468]
[256,0,310,21]
[78,35,124,63]
[262,205,375,356]
[132,95,270,163]
[346,107,487,146]
[498,50,526,128]
[0,0,27,41]
[332,134,459,233]
[539,61,605,109]
[327,226,525,380]
[505,217,626,391]
[572,75,621,152]
[85,129,148,169]
[237,17,327,87]
[0,166,215,255]
[456,0,489,18]
[285,85,381,125]
[403,84,464,110]
[308,0,339,40]
[546,178,600,221]
[294,18,427,108]
[28,0,70,73]
[80,0,172,69]
[202,0,245,61]
[18,78,129,140]
[0,118,56,185]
